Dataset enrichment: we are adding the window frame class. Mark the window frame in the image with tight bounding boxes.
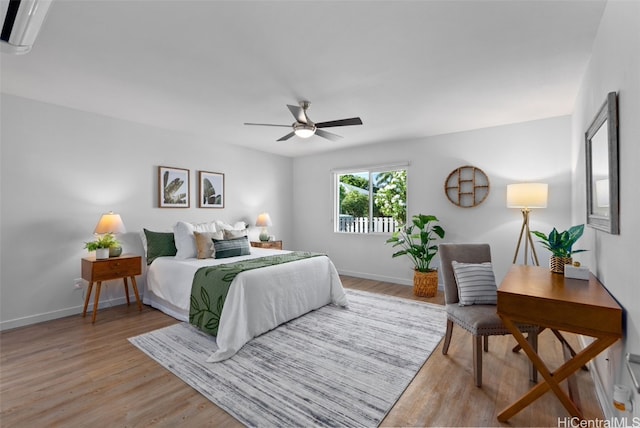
[332,162,409,235]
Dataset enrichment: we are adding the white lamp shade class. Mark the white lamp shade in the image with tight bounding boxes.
[94,212,126,234]
[506,183,548,208]
[255,212,273,227]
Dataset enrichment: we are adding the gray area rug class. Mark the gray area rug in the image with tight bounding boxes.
[129,289,446,427]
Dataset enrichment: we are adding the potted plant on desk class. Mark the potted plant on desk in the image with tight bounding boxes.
[532,224,587,274]
[386,214,445,297]
[84,233,120,260]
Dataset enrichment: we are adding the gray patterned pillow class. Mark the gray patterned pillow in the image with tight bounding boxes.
[452,261,497,306]
[213,236,251,259]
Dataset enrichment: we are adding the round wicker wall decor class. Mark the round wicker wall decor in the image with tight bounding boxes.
[444,166,490,208]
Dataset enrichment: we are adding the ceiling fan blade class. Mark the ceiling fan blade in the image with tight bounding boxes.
[287,104,307,123]
[315,117,363,128]
[277,132,296,141]
[244,123,291,128]
[315,129,343,141]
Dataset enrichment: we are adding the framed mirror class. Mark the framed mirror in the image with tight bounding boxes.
[585,91,619,234]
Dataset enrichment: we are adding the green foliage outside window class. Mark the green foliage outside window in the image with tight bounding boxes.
[341,191,369,217]
[374,170,407,225]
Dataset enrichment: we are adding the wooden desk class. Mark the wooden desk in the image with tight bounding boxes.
[497,265,622,422]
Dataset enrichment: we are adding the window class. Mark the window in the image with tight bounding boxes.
[334,164,407,234]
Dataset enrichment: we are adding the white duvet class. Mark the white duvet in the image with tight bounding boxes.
[143,248,348,362]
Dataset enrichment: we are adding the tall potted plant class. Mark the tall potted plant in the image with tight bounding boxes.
[532,224,587,274]
[386,214,445,297]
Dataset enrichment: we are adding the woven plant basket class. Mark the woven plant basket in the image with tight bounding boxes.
[413,270,438,297]
[550,256,572,274]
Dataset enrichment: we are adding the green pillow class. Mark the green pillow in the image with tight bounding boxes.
[143,229,177,264]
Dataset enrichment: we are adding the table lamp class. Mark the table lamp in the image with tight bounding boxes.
[507,183,548,265]
[94,211,126,257]
[255,212,272,242]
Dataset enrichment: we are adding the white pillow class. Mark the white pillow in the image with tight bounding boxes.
[452,261,497,306]
[215,220,247,231]
[173,221,218,259]
[223,228,248,239]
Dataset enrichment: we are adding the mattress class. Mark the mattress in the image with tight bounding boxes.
[143,247,348,361]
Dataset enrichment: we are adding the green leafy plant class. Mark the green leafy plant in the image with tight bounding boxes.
[532,224,587,258]
[84,233,120,251]
[386,214,445,272]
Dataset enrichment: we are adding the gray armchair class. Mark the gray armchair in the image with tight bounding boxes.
[439,243,538,387]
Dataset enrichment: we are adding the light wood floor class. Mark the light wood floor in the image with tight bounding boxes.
[1,276,604,427]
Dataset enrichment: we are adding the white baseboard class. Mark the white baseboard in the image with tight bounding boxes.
[578,335,615,419]
[337,269,444,291]
[0,295,134,331]
[337,269,413,286]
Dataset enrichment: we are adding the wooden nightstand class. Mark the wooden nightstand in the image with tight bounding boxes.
[250,240,283,250]
[81,254,142,323]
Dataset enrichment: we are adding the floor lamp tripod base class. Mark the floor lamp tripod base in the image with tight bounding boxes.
[512,209,539,266]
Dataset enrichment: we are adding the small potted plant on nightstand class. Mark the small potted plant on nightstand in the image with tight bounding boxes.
[532,224,587,274]
[386,214,445,297]
[84,233,120,259]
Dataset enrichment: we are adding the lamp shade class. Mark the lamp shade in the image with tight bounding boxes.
[506,183,548,209]
[255,212,273,227]
[94,211,126,234]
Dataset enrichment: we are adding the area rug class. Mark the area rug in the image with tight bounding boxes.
[129,289,446,427]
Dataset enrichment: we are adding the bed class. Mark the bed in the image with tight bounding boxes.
[142,245,348,362]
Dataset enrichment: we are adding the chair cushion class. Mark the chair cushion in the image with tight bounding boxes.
[446,304,539,336]
[452,261,497,306]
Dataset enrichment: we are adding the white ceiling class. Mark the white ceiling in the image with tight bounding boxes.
[1,0,607,157]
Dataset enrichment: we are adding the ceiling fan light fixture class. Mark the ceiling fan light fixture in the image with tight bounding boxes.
[293,123,316,138]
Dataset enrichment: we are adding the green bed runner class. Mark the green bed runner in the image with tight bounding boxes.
[189,252,324,336]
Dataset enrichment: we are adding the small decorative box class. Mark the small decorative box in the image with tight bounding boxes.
[564,265,590,281]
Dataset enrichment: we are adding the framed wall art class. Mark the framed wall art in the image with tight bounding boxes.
[199,171,224,208]
[158,166,190,208]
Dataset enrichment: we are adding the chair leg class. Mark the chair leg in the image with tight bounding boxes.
[527,331,538,383]
[473,335,482,387]
[442,319,454,355]
[483,335,489,352]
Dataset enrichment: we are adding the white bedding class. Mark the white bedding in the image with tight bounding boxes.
[143,247,348,362]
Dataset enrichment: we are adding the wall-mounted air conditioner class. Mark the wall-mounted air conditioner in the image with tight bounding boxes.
[1,0,52,54]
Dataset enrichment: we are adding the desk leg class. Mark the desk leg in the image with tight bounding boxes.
[130,276,142,311]
[123,277,130,306]
[497,316,619,422]
[82,282,94,317]
[91,282,102,324]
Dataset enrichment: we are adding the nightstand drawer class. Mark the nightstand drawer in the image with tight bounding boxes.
[82,256,141,282]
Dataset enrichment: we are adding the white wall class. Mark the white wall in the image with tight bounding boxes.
[0,94,293,329]
[292,116,573,286]
[570,0,640,419]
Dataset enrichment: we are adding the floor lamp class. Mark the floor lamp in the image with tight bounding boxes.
[506,184,582,360]
[507,183,548,266]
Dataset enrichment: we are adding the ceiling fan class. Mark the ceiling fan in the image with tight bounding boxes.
[244,101,363,142]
